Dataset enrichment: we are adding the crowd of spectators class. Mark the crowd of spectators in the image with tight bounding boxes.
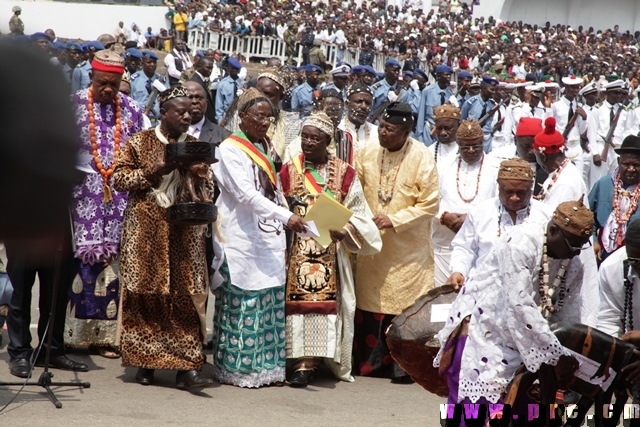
[145,0,640,90]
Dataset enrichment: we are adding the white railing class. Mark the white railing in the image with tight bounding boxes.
[188,29,406,73]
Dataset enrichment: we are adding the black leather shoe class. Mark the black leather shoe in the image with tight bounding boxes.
[9,358,31,378]
[35,355,89,372]
[390,375,414,384]
[288,369,315,388]
[175,370,214,390]
[135,368,155,386]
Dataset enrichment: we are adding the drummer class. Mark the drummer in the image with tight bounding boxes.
[434,200,593,415]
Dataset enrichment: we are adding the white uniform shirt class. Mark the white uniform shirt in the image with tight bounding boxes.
[552,96,587,143]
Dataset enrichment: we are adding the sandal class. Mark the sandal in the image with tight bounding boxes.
[90,345,121,359]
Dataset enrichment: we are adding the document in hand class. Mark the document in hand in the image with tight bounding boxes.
[303,193,353,248]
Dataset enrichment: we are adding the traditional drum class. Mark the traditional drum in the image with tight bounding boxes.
[386,285,458,397]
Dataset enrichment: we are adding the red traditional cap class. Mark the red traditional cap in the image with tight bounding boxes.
[534,117,565,154]
[91,50,125,74]
[515,117,543,137]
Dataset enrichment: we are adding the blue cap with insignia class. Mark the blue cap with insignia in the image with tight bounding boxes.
[66,41,83,52]
[435,64,454,74]
[141,50,158,60]
[458,71,473,80]
[403,70,413,78]
[125,48,143,59]
[335,61,351,69]
[195,50,206,58]
[351,65,364,74]
[329,63,351,76]
[85,41,105,52]
[81,41,92,51]
[51,41,66,51]
[305,64,323,74]
[384,58,401,69]
[363,65,377,76]
[413,68,428,80]
[227,57,242,70]
[481,75,499,86]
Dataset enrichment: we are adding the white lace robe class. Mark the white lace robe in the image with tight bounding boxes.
[434,224,572,403]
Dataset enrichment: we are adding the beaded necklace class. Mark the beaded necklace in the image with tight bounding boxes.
[612,175,640,247]
[88,87,121,203]
[534,158,569,202]
[378,142,410,204]
[434,142,440,163]
[456,157,483,203]
[538,233,570,319]
[622,260,634,333]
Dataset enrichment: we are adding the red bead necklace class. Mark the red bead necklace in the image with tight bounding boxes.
[88,87,121,203]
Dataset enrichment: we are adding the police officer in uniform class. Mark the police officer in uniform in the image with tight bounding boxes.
[124,48,143,76]
[62,42,83,84]
[324,62,351,101]
[215,57,243,124]
[291,64,322,119]
[370,58,405,118]
[71,41,104,93]
[130,50,165,127]
[460,75,498,153]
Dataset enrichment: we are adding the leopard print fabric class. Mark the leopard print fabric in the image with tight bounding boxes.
[113,129,212,370]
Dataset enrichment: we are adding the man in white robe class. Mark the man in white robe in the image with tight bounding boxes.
[436,200,593,410]
[447,158,551,288]
[432,120,498,287]
[428,104,461,174]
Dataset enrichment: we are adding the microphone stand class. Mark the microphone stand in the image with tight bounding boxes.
[0,241,90,409]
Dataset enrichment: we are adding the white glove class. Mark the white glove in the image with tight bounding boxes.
[236,88,244,97]
[152,80,167,93]
[387,91,398,103]
[410,80,420,91]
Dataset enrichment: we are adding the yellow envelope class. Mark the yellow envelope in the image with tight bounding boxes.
[303,193,354,248]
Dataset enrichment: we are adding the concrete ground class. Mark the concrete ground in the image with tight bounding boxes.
[0,249,443,427]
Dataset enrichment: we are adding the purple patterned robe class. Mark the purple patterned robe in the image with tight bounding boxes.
[66,89,144,346]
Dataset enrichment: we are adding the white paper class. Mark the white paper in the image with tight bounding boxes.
[566,348,617,392]
[430,303,452,323]
[298,221,320,238]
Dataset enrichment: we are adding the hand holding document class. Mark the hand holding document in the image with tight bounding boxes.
[301,193,353,248]
[298,221,320,238]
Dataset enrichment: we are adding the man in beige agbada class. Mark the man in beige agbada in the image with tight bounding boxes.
[354,102,439,383]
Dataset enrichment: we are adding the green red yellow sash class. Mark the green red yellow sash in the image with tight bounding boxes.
[226,132,277,185]
[292,154,335,199]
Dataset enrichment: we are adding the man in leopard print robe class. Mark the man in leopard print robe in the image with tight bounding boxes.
[113,85,215,390]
